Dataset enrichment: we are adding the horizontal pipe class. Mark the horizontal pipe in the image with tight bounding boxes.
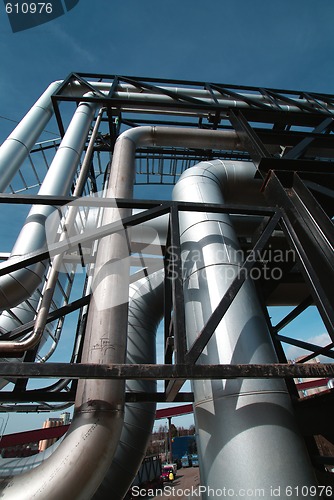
[68,80,334,115]
[0,272,164,493]
[1,77,332,195]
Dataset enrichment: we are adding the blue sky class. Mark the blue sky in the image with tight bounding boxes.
[1,0,334,138]
[0,0,333,434]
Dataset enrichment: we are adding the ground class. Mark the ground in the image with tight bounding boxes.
[148,467,202,499]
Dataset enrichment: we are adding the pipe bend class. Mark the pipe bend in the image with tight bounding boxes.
[0,263,46,311]
[0,271,165,499]
[114,126,154,147]
[174,159,263,206]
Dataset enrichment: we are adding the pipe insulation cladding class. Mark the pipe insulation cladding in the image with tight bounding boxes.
[0,271,164,500]
[0,127,241,499]
[93,270,164,500]
[172,160,319,499]
[0,81,63,193]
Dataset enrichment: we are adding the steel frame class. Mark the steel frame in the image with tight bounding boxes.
[0,73,333,409]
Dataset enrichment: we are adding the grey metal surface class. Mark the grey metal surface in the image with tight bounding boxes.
[172,159,319,499]
[68,79,334,116]
[0,126,241,499]
[0,439,64,477]
[0,77,332,196]
[0,106,102,353]
[0,100,96,313]
[0,81,62,192]
[93,270,164,500]
[0,103,126,499]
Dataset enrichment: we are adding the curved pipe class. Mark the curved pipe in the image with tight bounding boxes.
[0,126,241,316]
[0,127,240,499]
[0,439,64,477]
[0,106,103,354]
[172,159,318,496]
[1,78,332,195]
[0,125,305,498]
[0,115,129,500]
[0,271,164,496]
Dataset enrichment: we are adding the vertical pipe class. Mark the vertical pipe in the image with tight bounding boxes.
[173,160,318,499]
[93,270,164,500]
[0,109,134,500]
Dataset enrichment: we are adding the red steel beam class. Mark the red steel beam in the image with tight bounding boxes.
[155,404,193,419]
[295,378,330,392]
[0,424,69,448]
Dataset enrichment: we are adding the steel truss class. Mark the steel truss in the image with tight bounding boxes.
[0,73,333,411]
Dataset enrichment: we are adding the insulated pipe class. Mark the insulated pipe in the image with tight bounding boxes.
[93,270,164,500]
[0,271,164,495]
[67,80,334,115]
[0,112,130,500]
[0,106,103,352]
[1,78,332,194]
[0,290,40,390]
[172,160,318,499]
[0,99,97,313]
[0,81,63,192]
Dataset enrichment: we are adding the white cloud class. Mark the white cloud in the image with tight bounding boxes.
[284,332,334,363]
[47,23,98,65]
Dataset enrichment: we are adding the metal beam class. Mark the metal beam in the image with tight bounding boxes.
[0,362,333,380]
[283,117,334,159]
[264,171,334,339]
[185,210,282,364]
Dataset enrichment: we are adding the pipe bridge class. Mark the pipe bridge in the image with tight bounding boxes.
[0,73,333,499]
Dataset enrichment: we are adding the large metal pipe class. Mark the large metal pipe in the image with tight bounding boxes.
[0,81,63,192]
[0,111,131,500]
[93,270,164,500]
[0,106,103,353]
[1,78,330,197]
[0,100,97,313]
[68,80,334,115]
[172,160,318,499]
